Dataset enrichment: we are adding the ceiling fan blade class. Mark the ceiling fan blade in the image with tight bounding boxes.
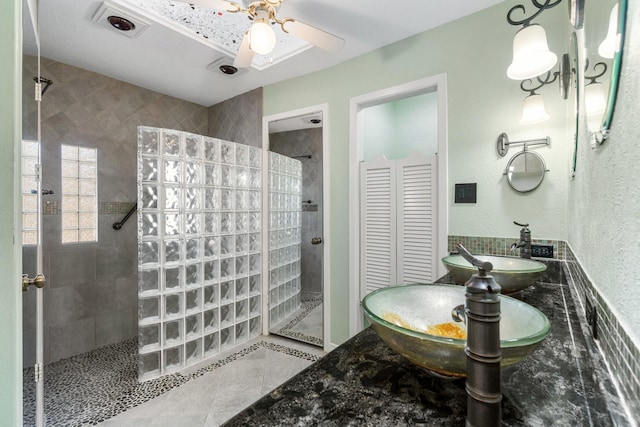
[282,19,344,52]
[233,31,255,68]
[171,0,240,12]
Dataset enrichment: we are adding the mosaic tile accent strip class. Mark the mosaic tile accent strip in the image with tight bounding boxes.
[448,235,565,259]
[22,338,320,427]
[273,292,323,347]
[42,200,60,215]
[99,201,136,215]
[564,244,640,422]
[42,201,138,216]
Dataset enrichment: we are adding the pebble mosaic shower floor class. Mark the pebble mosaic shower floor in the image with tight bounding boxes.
[273,292,323,347]
[22,337,320,426]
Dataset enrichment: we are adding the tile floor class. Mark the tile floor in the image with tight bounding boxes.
[97,335,325,427]
[272,293,323,347]
[23,335,324,427]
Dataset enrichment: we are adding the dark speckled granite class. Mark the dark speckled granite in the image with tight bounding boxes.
[224,263,630,426]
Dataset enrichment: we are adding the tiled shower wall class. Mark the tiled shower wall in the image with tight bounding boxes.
[270,128,323,294]
[21,56,209,365]
[208,88,263,148]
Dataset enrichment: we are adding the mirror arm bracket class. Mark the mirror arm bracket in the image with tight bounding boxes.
[497,132,550,157]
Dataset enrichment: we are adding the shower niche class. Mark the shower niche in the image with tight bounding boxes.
[137,127,263,380]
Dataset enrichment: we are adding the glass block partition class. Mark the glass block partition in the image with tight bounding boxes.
[136,127,262,381]
[268,152,302,326]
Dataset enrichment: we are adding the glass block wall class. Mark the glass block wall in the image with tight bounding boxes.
[268,152,302,326]
[136,127,262,381]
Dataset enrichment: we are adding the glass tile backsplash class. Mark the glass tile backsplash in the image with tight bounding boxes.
[447,234,639,420]
[137,127,262,381]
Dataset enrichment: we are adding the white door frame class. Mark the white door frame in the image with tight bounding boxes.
[261,103,332,353]
[348,75,449,337]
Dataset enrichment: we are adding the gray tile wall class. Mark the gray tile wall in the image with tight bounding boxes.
[270,128,323,294]
[22,56,209,365]
[208,87,263,147]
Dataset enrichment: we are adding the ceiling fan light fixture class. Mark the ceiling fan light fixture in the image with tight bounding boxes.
[249,18,276,55]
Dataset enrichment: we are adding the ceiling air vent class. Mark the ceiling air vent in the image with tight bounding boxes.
[92,1,150,38]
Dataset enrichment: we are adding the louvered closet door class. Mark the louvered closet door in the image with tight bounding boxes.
[396,154,437,285]
[360,153,437,300]
[360,156,396,297]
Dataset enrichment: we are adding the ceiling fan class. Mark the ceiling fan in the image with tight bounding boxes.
[175,0,344,68]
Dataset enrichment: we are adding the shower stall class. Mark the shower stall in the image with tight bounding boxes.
[21,54,278,423]
[136,126,296,379]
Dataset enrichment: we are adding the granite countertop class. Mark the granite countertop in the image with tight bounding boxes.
[224,262,630,426]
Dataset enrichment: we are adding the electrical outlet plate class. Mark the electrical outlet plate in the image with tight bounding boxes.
[531,244,554,258]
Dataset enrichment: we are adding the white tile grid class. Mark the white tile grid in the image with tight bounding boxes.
[137,127,263,381]
[268,152,303,327]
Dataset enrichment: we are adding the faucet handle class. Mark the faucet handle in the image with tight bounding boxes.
[514,221,529,228]
[456,244,493,274]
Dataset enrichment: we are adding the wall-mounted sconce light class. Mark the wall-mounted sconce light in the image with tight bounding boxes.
[506,0,562,80]
[506,0,575,126]
[519,82,550,125]
[598,4,619,59]
[517,59,570,125]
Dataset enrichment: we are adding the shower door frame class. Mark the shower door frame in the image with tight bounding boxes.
[261,103,332,352]
[22,0,46,424]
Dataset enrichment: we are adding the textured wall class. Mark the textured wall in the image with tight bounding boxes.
[568,1,640,348]
[208,87,263,147]
[270,128,324,294]
[22,57,209,365]
[264,0,569,344]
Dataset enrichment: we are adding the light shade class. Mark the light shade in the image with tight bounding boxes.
[585,82,606,132]
[585,82,607,117]
[249,19,276,55]
[519,94,550,125]
[598,4,619,59]
[507,24,558,80]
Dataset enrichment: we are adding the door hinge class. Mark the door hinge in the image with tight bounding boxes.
[34,363,43,383]
[35,163,42,182]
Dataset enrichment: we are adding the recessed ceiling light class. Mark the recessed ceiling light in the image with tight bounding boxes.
[92,2,150,38]
[108,16,136,31]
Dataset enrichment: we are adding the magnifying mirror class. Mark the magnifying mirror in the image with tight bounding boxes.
[505,151,547,193]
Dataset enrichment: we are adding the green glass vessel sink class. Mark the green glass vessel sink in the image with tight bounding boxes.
[362,284,550,377]
[442,254,547,294]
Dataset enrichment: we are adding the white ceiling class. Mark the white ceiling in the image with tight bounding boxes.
[28,0,506,107]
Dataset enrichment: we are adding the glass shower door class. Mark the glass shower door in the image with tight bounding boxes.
[22,0,46,425]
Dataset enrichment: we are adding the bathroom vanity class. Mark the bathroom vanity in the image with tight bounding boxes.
[223,262,631,426]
